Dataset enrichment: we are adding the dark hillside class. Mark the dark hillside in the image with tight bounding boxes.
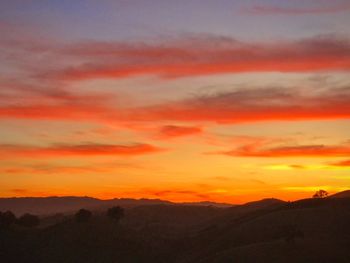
[179,198,350,263]
[1,196,350,263]
[329,190,350,199]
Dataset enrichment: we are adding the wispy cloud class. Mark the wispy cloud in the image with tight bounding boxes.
[147,189,210,200]
[128,87,350,124]
[1,86,350,124]
[51,35,350,80]
[2,30,349,81]
[158,125,202,138]
[0,143,164,159]
[264,164,350,171]
[217,143,350,158]
[2,29,350,126]
[0,161,144,175]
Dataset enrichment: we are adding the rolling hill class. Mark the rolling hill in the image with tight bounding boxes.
[1,191,350,262]
[329,190,350,199]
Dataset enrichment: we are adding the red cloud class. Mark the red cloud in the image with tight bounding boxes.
[128,87,350,123]
[2,33,350,126]
[159,125,202,138]
[2,30,350,81]
[1,87,350,124]
[51,35,350,80]
[22,36,350,80]
[0,143,163,158]
[0,104,109,121]
[218,144,350,158]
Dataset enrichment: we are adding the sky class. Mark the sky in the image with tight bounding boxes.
[0,0,350,203]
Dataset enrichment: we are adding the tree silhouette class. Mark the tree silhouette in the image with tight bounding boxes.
[313,189,328,198]
[75,209,92,223]
[17,213,40,227]
[0,211,16,226]
[107,206,124,222]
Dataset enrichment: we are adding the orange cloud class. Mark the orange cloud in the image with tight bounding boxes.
[218,144,350,158]
[0,161,144,175]
[147,189,210,200]
[0,143,163,159]
[329,159,350,167]
[159,125,202,138]
[1,165,108,175]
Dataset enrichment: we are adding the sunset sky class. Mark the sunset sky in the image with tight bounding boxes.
[1,0,350,203]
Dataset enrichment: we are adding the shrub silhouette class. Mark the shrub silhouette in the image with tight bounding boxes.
[17,213,40,227]
[107,206,124,222]
[75,209,92,223]
[0,211,16,226]
[313,189,328,198]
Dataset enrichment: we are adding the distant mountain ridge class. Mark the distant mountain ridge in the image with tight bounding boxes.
[2,190,350,216]
[0,196,234,215]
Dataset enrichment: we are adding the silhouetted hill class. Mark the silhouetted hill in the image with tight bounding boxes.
[123,204,226,237]
[1,193,350,262]
[329,190,350,198]
[0,196,232,216]
[204,198,286,227]
[179,197,350,263]
[0,204,227,263]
